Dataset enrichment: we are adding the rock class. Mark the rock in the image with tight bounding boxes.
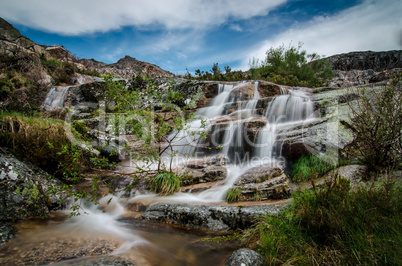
[323,165,368,188]
[0,223,16,246]
[275,85,375,164]
[229,83,255,102]
[234,163,291,201]
[179,155,227,186]
[0,148,65,222]
[226,248,266,266]
[327,50,402,72]
[142,203,283,231]
[325,51,402,88]
[257,81,284,97]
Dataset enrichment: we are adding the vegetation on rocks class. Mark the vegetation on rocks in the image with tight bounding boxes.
[192,43,333,87]
[249,43,333,87]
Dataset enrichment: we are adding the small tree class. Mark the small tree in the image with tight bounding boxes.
[102,74,205,174]
[347,76,402,171]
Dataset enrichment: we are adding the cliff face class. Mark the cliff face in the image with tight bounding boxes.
[327,50,401,72]
[324,50,401,87]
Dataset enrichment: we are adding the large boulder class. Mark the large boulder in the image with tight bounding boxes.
[234,163,291,201]
[141,203,283,231]
[226,248,266,266]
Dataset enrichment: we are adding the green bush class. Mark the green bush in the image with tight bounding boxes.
[224,187,242,203]
[249,43,333,87]
[150,172,180,195]
[291,154,336,182]
[347,77,402,171]
[243,174,402,265]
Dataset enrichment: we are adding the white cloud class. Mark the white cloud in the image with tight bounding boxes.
[0,0,287,35]
[243,0,402,69]
[230,24,243,32]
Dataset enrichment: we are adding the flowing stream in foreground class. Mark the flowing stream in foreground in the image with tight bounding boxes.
[0,195,237,265]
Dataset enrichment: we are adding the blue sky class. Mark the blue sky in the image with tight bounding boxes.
[0,0,401,75]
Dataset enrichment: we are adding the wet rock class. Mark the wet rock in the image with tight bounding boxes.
[229,83,255,102]
[0,223,16,246]
[257,81,284,97]
[275,85,366,163]
[65,256,136,266]
[234,163,291,201]
[0,148,66,222]
[142,203,282,231]
[178,155,227,186]
[226,248,266,266]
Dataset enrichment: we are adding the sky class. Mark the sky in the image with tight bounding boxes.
[0,0,401,75]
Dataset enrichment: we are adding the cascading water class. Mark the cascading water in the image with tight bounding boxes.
[255,89,314,160]
[42,74,97,111]
[158,81,314,202]
[42,86,71,110]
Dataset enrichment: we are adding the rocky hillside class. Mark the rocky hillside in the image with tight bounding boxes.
[324,50,401,87]
[47,45,174,79]
[0,17,173,110]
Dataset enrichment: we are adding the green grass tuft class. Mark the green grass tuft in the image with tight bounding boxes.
[291,154,336,183]
[150,172,180,196]
[224,187,242,203]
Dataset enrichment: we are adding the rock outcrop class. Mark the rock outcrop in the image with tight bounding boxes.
[325,50,401,87]
[0,149,65,222]
[142,202,284,231]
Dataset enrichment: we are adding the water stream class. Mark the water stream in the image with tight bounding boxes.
[0,195,236,265]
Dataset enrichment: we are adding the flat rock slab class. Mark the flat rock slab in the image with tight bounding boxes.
[142,202,287,231]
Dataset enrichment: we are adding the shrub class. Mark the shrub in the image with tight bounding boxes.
[150,172,180,195]
[224,187,242,203]
[249,43,333,87]
[291,154,336,182]
[347,77,402,171]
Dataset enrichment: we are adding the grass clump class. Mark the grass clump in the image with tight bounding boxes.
[291,154,336,183]
[150,172,180,196]
[224,187,242,203]
[243,174,402,265]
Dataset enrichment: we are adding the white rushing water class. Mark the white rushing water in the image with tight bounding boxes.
[42,86,71,110]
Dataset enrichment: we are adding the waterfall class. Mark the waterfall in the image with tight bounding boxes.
[42,86,70,110]
[143,81,314,202]
[254,89,314,160]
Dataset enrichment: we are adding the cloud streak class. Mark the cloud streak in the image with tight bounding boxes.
[0,0,287,35]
